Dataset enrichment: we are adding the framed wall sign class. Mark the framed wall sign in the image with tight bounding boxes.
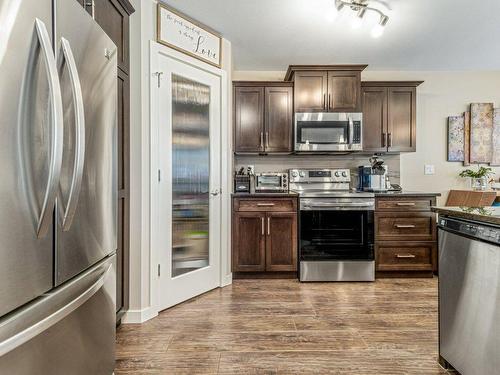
[157,3,222,68]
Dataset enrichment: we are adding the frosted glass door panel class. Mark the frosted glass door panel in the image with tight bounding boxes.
[171,74,210,277]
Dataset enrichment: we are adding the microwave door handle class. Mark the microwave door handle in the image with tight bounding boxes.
[348,117,354,146]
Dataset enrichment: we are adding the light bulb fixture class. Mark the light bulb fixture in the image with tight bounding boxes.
[371,14,389,38]
[333,0,389,36]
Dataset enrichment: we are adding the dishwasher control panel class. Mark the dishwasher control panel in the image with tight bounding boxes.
[439,217,500,245]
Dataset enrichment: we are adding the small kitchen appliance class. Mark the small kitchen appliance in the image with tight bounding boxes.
[358,156,389,192]
[289,168,375,282]
[234,168,251,193]
[255,172,288,193]
[294,112,363,152]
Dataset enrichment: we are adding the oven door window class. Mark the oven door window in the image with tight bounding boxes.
[257,176,281,188]
[299,210,374,260]
[297,121,349,144]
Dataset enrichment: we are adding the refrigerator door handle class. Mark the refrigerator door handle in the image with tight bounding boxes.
[0,263,111,357]
[58,38,86,232]
[32,19,64,238]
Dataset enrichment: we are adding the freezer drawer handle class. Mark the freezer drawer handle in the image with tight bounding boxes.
[58,38,86,232]
[0,264,111,357]
[20,19,64,238]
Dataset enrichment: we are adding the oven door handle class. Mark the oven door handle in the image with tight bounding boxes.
[302,202,374,209]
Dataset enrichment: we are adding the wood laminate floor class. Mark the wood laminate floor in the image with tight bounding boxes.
[116,278,447,375]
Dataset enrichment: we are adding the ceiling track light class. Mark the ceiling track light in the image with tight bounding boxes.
[334,0,389,36]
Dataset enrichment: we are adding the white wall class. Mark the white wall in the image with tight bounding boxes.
[233,70,500,205]
[127,0,232,323]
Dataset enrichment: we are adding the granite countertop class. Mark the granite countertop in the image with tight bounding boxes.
[432,206,500,226]
[232,192,299,198]
[374,191,441,197]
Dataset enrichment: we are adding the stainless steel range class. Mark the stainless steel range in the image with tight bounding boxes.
[289,168,375,282]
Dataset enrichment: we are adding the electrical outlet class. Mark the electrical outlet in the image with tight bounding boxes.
[424,165,435,175]
[247,165,255,175]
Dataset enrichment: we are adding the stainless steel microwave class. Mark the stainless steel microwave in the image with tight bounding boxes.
[294,112,363,152]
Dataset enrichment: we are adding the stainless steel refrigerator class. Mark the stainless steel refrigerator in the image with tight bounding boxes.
[0,0,117,373]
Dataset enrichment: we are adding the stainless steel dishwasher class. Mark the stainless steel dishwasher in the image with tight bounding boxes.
[438,216,500,375]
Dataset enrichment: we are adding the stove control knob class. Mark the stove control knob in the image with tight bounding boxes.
[299,171,306,177]
[291,171,298,178]
[334,171,340,177]
[342,171,347,177]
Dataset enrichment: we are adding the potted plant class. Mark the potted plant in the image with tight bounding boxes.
[459,166,494,190]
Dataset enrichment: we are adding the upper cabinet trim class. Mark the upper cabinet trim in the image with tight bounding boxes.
[233,81,294,87]
[362,81,424,87]
[284,65,368,81]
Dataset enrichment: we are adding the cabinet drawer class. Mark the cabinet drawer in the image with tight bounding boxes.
[376,197,435,211]
[375,212,436,241]
[234,198,297,212]
[376,242,436,271]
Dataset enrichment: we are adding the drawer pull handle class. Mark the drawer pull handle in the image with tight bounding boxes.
[396,254,416,258]
[257,203,275,207]
[396,202,416,206]
[395,224,416,228]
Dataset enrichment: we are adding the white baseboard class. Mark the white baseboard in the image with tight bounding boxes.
[221,273,232,287]
[121,306,158,324]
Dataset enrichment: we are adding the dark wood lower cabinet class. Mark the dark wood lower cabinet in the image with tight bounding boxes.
[233,212,266,272]
[375,195,438,278]
[75,0,134,322]
[265,212,297,272]
[232,197,298,278]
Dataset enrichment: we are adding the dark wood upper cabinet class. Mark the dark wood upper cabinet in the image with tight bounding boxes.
[265,86,293,152]
[285,65,367,113]
[362,81,422,153]
[293,71,328,112]
[361,86,388,153]
[265,212,297,272]
[327,71,361,112]
[233,82,293,154]
[387,87,417,152]
[232,212,266,272]
[234,86,265,153]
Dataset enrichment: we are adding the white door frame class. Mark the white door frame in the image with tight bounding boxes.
[150,41,232,314]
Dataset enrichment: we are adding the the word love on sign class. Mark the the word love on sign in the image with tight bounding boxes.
[157,3,222,68]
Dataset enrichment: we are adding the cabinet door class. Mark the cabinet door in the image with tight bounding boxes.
[265,212,297,272]
[234,86,265,153]
[233,212,266,272]
[327,71,361,112]
[294,71,328,112]
[265,86,293,153]
[94,0,130,73]
[387,87,416,152]
[362,86,388,152]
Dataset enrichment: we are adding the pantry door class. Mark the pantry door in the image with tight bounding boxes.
[156,52,221,310]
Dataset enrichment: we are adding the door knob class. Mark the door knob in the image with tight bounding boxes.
[210,189,221,196]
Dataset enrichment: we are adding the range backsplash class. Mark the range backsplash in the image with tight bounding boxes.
[235,154,401,189]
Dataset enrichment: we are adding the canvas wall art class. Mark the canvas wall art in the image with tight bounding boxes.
[491,108,500,166]
[470,103,494,163]
[447,115,465,161]
[463,111,470,166]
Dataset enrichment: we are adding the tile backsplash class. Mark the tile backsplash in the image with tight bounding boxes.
[235,154,401,189]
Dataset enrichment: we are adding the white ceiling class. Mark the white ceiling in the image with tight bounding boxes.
[161,0,500,71]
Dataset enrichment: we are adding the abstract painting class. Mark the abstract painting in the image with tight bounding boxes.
[447,115,465,161]
[491,108,500,166]
[470,103,494,163]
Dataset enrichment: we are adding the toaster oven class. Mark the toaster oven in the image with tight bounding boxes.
[255,173,288,192]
